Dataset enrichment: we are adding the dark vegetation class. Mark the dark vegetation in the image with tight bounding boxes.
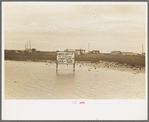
[5,50,145,67]
[76,54,145,67]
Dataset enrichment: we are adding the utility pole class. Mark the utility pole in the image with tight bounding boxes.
[30,40,31,50]
[88,43,90,52]
[142,44,143,53]
[27,42,28,50]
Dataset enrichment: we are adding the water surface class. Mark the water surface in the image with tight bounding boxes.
[5,61,145,99]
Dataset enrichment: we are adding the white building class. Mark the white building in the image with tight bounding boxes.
[111,51,122,55]
[92,50,100,54]
[121,52,138,56]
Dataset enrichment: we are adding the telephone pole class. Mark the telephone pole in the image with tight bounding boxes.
[142,44,143,53]
[88,43,90,52]
[29,40,31,50]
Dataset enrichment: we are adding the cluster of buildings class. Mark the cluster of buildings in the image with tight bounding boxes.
[6,41,145,56]
[9,48,144,56]
[110,51,144,56]
[64,49,100,55]
[64,49,145,56]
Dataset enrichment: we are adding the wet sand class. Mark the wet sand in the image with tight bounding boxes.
[5,60,145,99]
[76,60,145,74]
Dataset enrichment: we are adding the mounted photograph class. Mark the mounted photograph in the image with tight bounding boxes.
[3,2,147,100]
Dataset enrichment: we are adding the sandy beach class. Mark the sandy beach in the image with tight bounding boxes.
[5,60,145,99]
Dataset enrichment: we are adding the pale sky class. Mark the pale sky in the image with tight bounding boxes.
[3,2,147,53]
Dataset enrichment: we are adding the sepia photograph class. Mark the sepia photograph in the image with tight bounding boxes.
[2,1,147,120]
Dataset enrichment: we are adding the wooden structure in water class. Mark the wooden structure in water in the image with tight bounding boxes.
[56,51,75,71]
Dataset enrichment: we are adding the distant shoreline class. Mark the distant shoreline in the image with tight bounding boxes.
[5,51,145,67]
[5,59,145,74]
[76,61,145,74]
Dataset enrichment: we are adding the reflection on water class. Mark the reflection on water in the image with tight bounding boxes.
[56,71,75,84]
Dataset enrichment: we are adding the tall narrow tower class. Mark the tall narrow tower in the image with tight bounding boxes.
[30,40,31,50]
[27,42,28,50]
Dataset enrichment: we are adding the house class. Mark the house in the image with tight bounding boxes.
[121,52,138,56]
[111,51,122,55]
[92,50,100,54]
[75,49,86,55]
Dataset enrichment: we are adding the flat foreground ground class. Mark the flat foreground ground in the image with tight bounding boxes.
[5,60,146,99]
